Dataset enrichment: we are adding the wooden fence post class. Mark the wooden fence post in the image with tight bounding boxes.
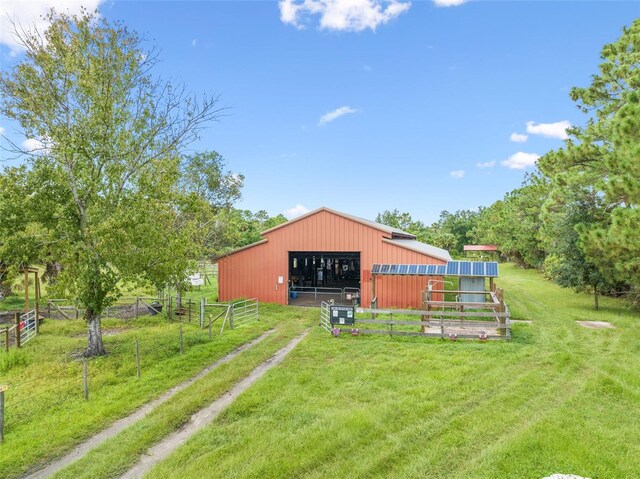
[496,288,506,336]
[83,359,89,401]
[14,313,20,349]
[3,329,8,352]
[0,386,5,443]
[200,298,205,329]
[188,300,192,323]
[179,324,183,354]
[135,339,141,379]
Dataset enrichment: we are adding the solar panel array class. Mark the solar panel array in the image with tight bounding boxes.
[371,261,499,277]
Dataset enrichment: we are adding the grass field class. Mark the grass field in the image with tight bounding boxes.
[2,264,640,478]
[146,264,640,479]
[0,302,314,478]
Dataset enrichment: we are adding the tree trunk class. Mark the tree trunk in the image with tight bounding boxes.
[85,308,107,357]
[594,284,599,311]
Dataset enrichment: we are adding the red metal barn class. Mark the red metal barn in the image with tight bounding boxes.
[217,207,451,308]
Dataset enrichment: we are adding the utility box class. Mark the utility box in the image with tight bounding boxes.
[330,305,355,325]
[460,277,486,303]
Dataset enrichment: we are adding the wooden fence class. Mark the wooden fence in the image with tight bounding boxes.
[323,286,511,341]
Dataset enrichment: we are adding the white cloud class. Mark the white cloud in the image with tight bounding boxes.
[0,126,5,135]
[22,137,52,155]
[192,38,197,47]
[510,132,528,143]
[284,204,310,219]
[501,152,540,170]
[0,0,105,56]
[433,0,468,6]
[363,65,372,72]
[476,161,496,168]
[450,170,465,179]
[526,120,571,140]
[318,106,358,126]
[279,0,411,32]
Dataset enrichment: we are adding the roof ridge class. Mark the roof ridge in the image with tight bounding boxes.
[259,207,415,238]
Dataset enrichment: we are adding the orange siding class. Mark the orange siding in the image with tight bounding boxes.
[218,209,446,309]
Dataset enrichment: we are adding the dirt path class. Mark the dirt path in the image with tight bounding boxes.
[120,331,309,479]
[25,330,275,479]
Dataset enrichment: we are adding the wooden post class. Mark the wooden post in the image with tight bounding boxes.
[83,360,89,400]
[208,315,213,340]
[179,323,183,354]
[3,329,8,352]
[135,298,139,319]
[0,386,5,443]
[370,275,376,319]
[188,299,192,323]
[229,304,234,330]
[23,270,29,312]
[135,339,141,379]
[200,298,205,328]
[34,272,40,335]
[496,288,506,336]
[14,312,20,349]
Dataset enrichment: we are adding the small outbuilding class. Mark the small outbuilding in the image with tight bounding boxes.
[217,207,451,308]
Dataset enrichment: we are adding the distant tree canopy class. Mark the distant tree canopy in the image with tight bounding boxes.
[376,208,479,257]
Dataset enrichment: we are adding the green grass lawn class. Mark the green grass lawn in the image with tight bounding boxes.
[143,264,640,479]
[3,265,640,479]
[0,303,314,479]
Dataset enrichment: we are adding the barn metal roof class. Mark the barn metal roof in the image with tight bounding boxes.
[260,207,416,239]
[371,261,499,277]
[463,244,498,252]
[382,238,452,262]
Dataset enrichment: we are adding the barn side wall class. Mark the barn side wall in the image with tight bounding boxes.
[218,209,446,308]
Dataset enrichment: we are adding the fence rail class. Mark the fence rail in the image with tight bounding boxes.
[230,299,259,328]
[320,302,331,333]
[19,310,38,346]
[323,288,511,341]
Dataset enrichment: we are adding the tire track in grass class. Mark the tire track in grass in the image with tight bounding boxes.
[119,331,309,479]
[24,330,275,479]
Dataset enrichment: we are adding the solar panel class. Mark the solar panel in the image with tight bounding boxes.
[381,264,390,274]
[446,261,459,275]
[398,265,409,274]
[408,264,418,275]
[389,264,399,274]
[426,264,437,275]
[436,265,446,275]
[472,262,485,276]
[486,262,498,277]
[460,261,472,276]
[417,264,428,275]
[371,264,381,274]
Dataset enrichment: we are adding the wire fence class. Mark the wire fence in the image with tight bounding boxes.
[1,322,220,441]
[0,297,261,442]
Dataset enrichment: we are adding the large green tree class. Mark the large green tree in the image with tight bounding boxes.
[537,19,640,293]
[471,175,548,268]
[0,10,225,356]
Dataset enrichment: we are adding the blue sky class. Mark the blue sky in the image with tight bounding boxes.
[1,1,638,223]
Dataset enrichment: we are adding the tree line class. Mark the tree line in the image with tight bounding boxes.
[378,20,640,310]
